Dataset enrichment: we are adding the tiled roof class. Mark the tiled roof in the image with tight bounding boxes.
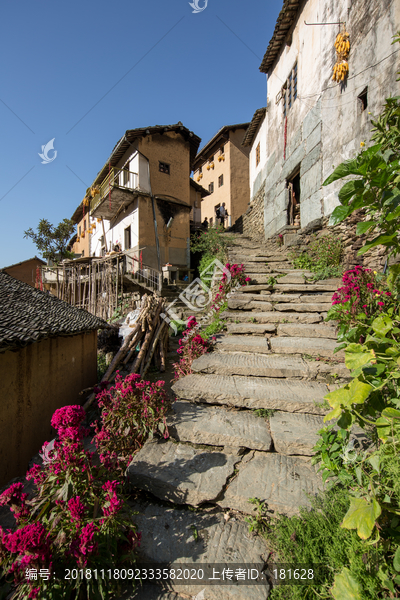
[242,108,267,147]
[0,272,109,353]
[259,0,301,73]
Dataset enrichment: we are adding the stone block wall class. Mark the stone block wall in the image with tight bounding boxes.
[229,182,265,242]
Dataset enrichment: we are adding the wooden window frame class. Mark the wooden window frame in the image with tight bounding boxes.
[256,142,261,167]
[208,182,214,194]
[283,61,298,117]
[218,174,224,187]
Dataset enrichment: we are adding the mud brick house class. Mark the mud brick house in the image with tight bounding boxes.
[248,0,400,241]
[1,256,46,287]
[0,272,108,486]
[192,123,250,227]
[71,123,201,272]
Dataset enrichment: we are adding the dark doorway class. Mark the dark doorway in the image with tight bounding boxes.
[124,226,131,250]
[287,172,301,226]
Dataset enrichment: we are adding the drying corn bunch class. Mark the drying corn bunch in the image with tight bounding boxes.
[332,30,350,82]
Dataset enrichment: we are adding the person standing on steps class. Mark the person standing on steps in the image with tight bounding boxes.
[218,203,227,229]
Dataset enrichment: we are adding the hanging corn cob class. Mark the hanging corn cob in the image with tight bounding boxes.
[332,28,350,82]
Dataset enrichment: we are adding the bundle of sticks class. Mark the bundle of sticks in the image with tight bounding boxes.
[83,294,170,410]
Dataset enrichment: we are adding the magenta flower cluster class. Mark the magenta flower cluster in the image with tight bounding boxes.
[331,266,392,320]
[173,316,215,382]
[212,262,250,312]
[92,372,170,473]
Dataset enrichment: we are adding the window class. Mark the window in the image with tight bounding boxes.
[256,142,261,167]
[210,217,213,227]
[220,146,224,155]
[82,250,85,257]
[124,226,131,250]
[283,62,298,117]
[358,87,368,113]
[123,167,130,186]
[84,219,87,231]
[79,226,81,236]
[208,182,214,194]
[199,166,202,174]
[159,161,170,174]
[218,174,224,187]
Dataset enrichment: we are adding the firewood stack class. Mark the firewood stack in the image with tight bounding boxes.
[83,294,170,410]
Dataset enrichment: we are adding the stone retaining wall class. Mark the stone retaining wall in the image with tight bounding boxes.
[229,182,265,241]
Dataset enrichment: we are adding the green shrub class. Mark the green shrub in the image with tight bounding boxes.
[288,234,344,280]
[267,487,387,600]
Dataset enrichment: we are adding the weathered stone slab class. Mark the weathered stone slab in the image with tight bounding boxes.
[238,284,273,293]
[172,374,330,415]
[227,323,276,335]
[219,452,323,516]
[268,294,301,302]
[299,294,334,303]
[127,439,238,505]
[228,293,273,303]
[277,323,338,339]
[215,335,270,354]
[277,275,308,284]
[274,303,332,313]
[228,298,273,311]
[270,336,343,358]
[191,353,309,378]
[129,502,270,600]
[269,412,324,455]
[275,283,339,292]
[169,401,272,451]
[220,311,323,324]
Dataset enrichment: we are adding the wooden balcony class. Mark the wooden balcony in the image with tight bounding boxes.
[90,167,142,219]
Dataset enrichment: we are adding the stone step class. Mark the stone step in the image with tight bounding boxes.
[227,322,276,335]
[127,439,239,506]
[228,255,287,263]
[245,274,283,284]
[220,311,323,324]
[229,255,289,263]
[270,336,344,358]
[215,334,270,353]
[192,353,309,378]
[238,284,273,293]
[277,323,337,339]
[172,374,331,415]
[169,401,273,451]
[260,293,332,303]
[229,292,272,302]
[228,297,273,311]
[274,302,332,313]
[275,281,340,292]
[269,412,325,455]
[130,501,270,600]
[219,452,323,516]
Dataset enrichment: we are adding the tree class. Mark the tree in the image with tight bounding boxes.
[24,218,76,263]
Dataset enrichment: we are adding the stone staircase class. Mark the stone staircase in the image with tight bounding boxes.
[125,234,351,599]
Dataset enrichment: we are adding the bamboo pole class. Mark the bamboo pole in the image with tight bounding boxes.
[142,320,166,377]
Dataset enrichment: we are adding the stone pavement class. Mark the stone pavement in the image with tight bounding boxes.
[125,234,351,599]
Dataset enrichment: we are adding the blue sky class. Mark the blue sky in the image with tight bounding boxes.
[0,0,281,268]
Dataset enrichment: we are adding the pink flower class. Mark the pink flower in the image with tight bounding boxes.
[68,496,86,525]
[377,302,384,306]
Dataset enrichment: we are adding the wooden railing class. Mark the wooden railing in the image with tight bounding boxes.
[91,167,139,213]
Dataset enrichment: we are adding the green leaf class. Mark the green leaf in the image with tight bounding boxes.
[323,156,364,186]
[368,454,380,474]
[331,567,363,600]
[341,496,381,539]
[338,180,365,206]
[372,315,393,337]
[345,344,376,370]
[388,264,400,290]
[328,205,352,226]
[393,547,400,572]
[376,416,392,442]
[358,234,397,255]
[382,407,400,420]
[356,220,376,235]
